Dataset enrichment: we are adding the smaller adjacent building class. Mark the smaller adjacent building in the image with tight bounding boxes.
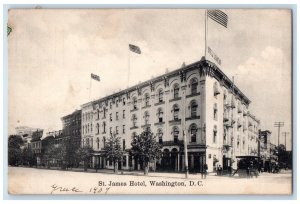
[15,126,43,147]
[259,130,278,172]
[61,109,82,149]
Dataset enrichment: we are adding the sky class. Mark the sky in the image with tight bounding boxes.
[8,9,292,150]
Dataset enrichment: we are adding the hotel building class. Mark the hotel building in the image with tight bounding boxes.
[81,58,260,172]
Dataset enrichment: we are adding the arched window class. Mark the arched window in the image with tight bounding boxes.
[173,126,179,143]
[190,124,197,143]
[190,101,198,118]
[86,138,90,147]
[97,137,100,149]
[213,103,218,120]
[158,89,163,102]
[103,136,106,148]
[132,114,137,127]
[103,122,106,133]
[157,129,163,144]
[144,93,150,106]
[97,109,100,119]
[214,82,220,96]
[190,78,198,94]
[103,107,106,118]
[132,132,137,139]
[173,104,180,120]
[157,108,163,123]
[133,97,137,110]
[174,84,180,98]
[144,111,150,125]
[213,125,217,143]
[96,123,100,134]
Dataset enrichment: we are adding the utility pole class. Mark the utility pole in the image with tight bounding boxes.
[282,132,289,150]
[274,122,284,147]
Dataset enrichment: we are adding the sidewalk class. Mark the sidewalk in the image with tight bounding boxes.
[34,165,218,180]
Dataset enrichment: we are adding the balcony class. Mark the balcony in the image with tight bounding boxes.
[224,121,233,128]
[130,126,139,130]
[169,97,181,102]
[238,106,242,113]
[169,119,181,125]
[154,101,165,106]
[214,88,220,96]
[130,108,138,113]
[141,124,151,128]
[186,92,200,98]
[142,105,151,109]
[162,140,184,146]
[186,115,200,121]
[223,113,229,121]
[154,121,165,126]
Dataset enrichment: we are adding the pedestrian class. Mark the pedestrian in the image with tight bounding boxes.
[203,163,208,179]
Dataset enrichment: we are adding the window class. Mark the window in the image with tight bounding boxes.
[174,84,180,98]
[110,102,112,109]
[133,97,137,110]
[132,114,137,127]
[109,113,112,121]
[91,124,93,132]
[123,125,125,134]
[97,137,100,149]
[123,139,125,151]
[82,126,85,134]
[191,78,198,94]
[123,98,126,105]
[116,112,119,120]
[173,104,179,120]
[132,132,137,139]
[87,124,90,133]
[116,100,119,107]
[96,123,100,134]
[97,109,100,119]
[190,124,197,143]
[103,136,106,148]
[190,101,198,118]
[173,127,179,143]
[123,110,125,119]
[158,108,163,123]
[243,140,245,150]
[213,103,218,120]
[158,89,163,102]
[144,111,150,125]
[103,107,106,118]
[213,125,217,143]
[103,122,106,133]
[91,138,93,147]
[116,126,119,135]
[157,129,163,144]
[214,82,220,96]
[86,138,90,147]
[145,93,150,106]
[110,127,112,136]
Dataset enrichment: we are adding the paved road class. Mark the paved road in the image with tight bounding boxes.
[8,167,292,195]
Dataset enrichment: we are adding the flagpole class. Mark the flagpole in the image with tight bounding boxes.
[128,47,131,87]
[89,75,92,100]
[205,9,208,58]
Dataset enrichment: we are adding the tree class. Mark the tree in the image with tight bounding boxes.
[75,146,93,171]
[104,133,123,174]
[131,129,162,175]
[22,146,36,166]
[8,135,24,166]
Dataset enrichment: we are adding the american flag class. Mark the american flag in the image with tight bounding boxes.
[207,9,228,28]
[91,73,100,81]
[129,44,141,54]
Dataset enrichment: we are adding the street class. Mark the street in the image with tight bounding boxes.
[8,167,292,195]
